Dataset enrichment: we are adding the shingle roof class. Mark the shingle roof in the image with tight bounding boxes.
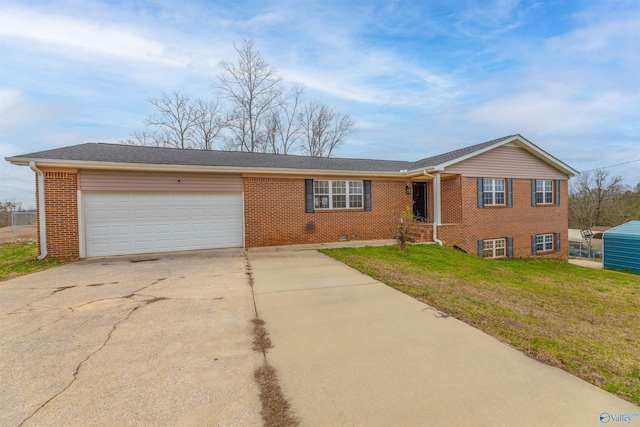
[6,134,527,174]
[11,143,416,172]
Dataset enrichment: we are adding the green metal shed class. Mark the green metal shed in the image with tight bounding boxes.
[602,220,640,273]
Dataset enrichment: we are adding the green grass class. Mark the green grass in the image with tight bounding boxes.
[0,242,71,281]
[321,244,640,405]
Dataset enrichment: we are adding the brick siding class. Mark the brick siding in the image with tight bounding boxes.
[437,177,568,260]
[441,176,463,224]
[243,176,412,247]
[32,169,568,261]
[35,171,79,258]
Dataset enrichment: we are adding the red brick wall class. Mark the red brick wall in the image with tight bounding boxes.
[437,177,568,260]
[36,171,79,258]
[244,176,412,247]
[31,168,567,260]
[441,176,462,224]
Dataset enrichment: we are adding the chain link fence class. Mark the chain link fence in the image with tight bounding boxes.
[9,211,37,243]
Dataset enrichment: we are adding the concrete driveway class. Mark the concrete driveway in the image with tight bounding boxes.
[249,249,639,427]
[0,249,261,427]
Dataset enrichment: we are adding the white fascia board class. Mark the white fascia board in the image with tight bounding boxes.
[5,157,406,178]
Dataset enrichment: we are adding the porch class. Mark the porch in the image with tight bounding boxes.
[408,173,462,244]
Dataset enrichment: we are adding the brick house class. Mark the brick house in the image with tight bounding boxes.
[5,134,577,260]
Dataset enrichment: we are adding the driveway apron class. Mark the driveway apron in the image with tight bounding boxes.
[0,249,261,427]
[248,249,639,427]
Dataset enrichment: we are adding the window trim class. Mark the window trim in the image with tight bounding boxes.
[536,179,554,205]
[532,179,561,207]
[478,178,512,208]
[313,180,364,210]
[535,233,554,253]
[483,178,506,206]
[483,238,507,259]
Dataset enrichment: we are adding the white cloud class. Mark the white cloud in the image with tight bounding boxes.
[0,88,58,132]
[454,0,534,38]
[545,17,640,64]
[468,86,630,132]
[0,5,184,67]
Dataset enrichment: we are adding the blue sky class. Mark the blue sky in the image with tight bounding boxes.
[1,0,639,208]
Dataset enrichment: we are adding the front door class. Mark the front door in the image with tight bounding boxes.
[412,182,428,221]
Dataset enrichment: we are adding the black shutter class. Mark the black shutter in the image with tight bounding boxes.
[555,179,561,206]
[531,235,537,255]
[556,232,561,252]
[305,179,314,213]
[364,180,372,211]
[531,179,537,207]
[508,237,514,258]
[507,178,513,208]
[477,178,484,208]
[477,240,484,257]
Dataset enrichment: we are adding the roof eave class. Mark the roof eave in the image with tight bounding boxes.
[5,157,407,177]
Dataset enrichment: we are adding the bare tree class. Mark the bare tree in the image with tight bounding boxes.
[569,169,623,228]
[216,39,283,152]
[120,130,162,147]
[265,84,304,154]
[298,101,356,157]
[192,99,228,150]
[144,90,200,149]
[122,91,227,150]
[124,40,357,156]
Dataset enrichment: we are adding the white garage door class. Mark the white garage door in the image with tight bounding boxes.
[83,192,243,257]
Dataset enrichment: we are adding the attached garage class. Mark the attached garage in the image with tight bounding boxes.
[79,170,243,257]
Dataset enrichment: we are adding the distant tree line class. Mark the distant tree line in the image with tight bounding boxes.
[123,39,355,157]
[569,169,640,229]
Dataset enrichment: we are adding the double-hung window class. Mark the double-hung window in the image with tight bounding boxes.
[535,234,554,252]
[314,180,363,210]
[483,238,506,259]
[483,178,505,206]
[532,179,560,207]
[536,180,554,204]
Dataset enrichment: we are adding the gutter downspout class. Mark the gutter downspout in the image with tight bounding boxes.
[29,162,47,260]
[423,169,443,246]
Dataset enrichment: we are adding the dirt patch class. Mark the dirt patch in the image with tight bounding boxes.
[0,224,37,243]
[251,318,297,426]
[246,254,298,426]
[251,318,273,352]
[254,363,299,427]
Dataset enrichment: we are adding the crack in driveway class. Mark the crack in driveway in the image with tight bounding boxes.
[17,303,140,427]
[3,286,78,316]
[6,277,173,424]
[0,308,74,348]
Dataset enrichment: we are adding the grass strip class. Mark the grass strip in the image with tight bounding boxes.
[0,242,71,281]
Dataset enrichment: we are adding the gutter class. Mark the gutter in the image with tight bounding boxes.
[6,157,408,178]
[29,162,47,259]
[423,169,443,246]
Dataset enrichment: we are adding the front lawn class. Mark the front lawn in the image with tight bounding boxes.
[321,244,640,405]
[0,242,70,281]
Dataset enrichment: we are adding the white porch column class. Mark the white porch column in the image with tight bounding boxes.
[433,171,441,226]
